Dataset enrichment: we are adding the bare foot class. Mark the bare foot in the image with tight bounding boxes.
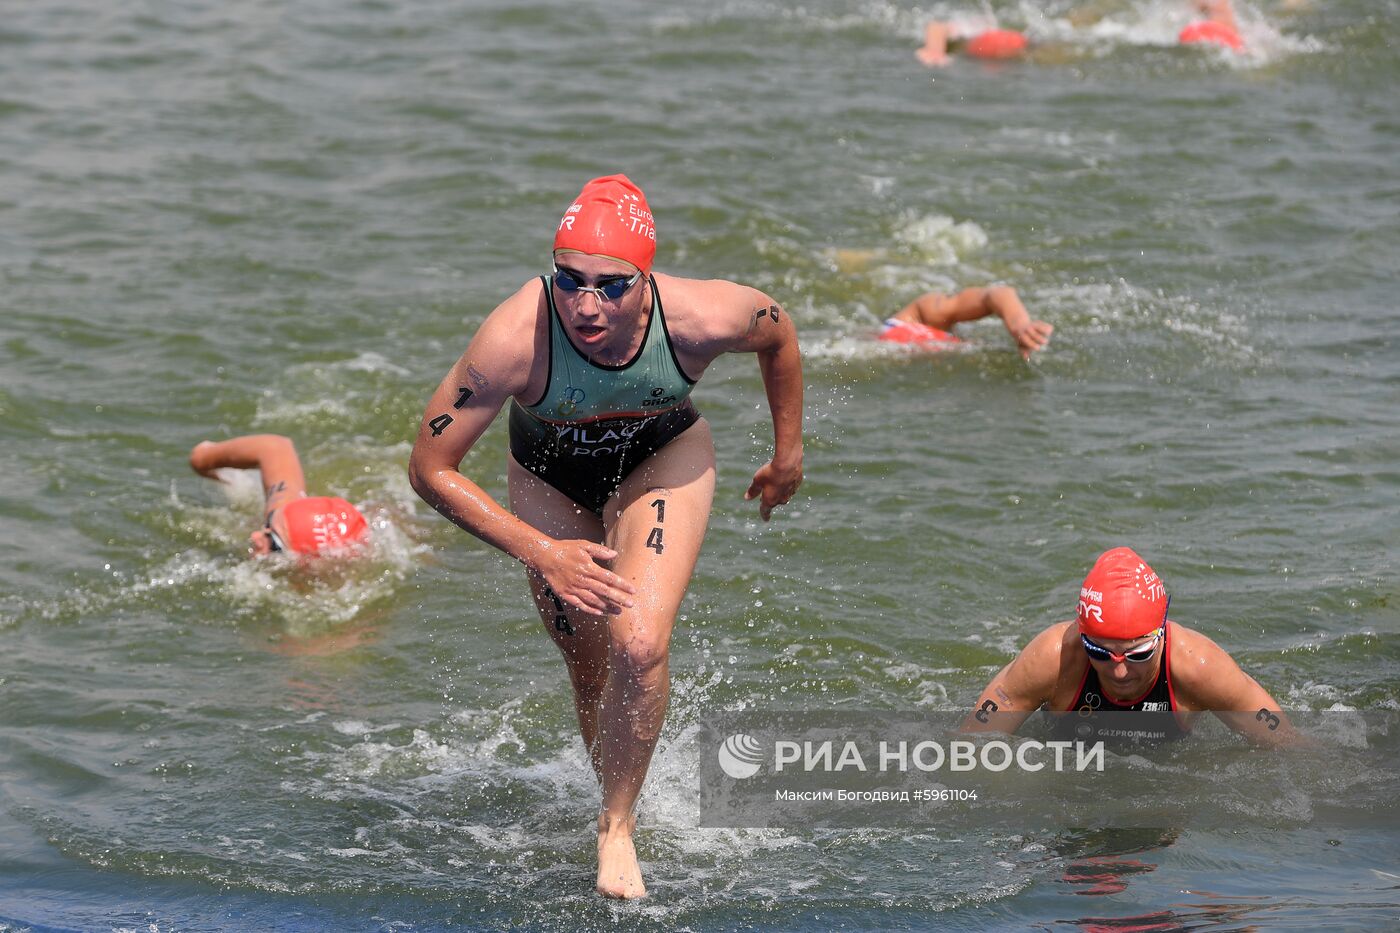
[596,813,646,899]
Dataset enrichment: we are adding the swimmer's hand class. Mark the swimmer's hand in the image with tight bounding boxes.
[745,457,803,521]
[533,539,637,616]
[916,47,951,67]
[1008,319,1054,360]
[189,441,226,482]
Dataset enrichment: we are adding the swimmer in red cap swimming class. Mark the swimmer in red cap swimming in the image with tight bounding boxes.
[409,173,804,899]
[879,285,1053,359]
[962,547,1295,745]
[1179,0,1246,51]
[917,19,1030,66]
[190,434,369,556]
[920,2,1247,66]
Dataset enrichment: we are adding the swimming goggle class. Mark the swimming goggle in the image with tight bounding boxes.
[1081,625,1164,664]
[263,524,286,553]
[552,264,642,302]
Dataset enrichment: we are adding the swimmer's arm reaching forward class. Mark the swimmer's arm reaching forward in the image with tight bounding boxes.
[960,624,1065,734]
[899,286,1052,359]
[407,282,637,617]
[190,434,306,514]
[916,21,954,67]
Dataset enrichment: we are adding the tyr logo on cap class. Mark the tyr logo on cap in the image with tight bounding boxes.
[1076,547,1168,640]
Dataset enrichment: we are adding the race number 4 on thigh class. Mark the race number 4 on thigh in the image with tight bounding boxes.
[604,424,716,616]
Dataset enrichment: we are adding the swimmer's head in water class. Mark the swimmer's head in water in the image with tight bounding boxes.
[554,174,656,274]
[276,496,370,556]
[878,318,960,346]
[962,29,1029,60]
[1178,20,1244,51]
[1076,547,1169,640]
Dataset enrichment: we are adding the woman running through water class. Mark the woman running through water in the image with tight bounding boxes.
[408,174,804,898]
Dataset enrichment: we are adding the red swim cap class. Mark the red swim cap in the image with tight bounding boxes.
[1077,547,1168,640]
[281,496,369,555]
[965,29,1029,60]
[1178,20,1244,51]
[878,319,960,346]
[553,174,656,273]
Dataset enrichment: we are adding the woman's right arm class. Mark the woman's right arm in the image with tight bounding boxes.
[407,295,635,615]
[959,624,1065,734]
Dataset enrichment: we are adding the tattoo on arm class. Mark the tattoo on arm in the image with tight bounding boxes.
[454,387,474,409]
[750,304,781,332]
[466,364,490,390]
[264,480,286,497]
[428,413,454,437]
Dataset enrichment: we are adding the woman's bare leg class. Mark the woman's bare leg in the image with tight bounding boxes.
[594,420,716,898]
[508,457,611,779]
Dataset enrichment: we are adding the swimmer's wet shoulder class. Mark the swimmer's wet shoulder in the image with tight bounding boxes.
[646,272,793,375]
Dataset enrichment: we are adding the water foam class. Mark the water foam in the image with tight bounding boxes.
[1034,0,1323,66]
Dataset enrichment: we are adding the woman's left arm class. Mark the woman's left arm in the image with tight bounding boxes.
[730,290,804,520]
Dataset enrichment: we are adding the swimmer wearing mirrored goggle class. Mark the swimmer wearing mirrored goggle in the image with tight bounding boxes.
[960,547,1297,747]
